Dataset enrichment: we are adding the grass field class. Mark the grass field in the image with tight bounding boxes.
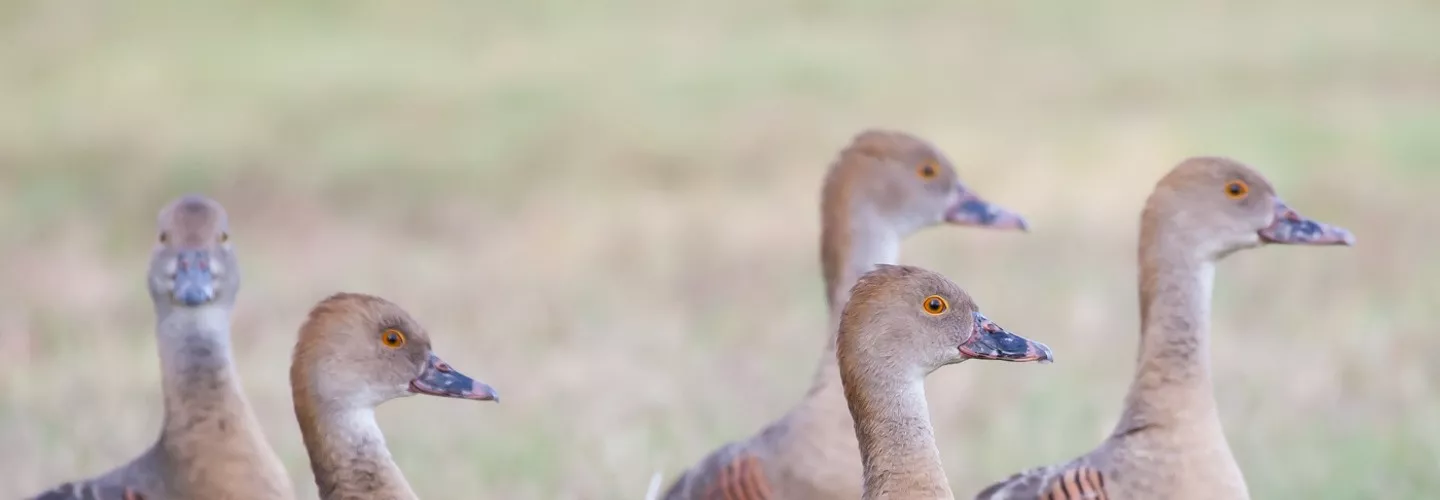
[1,0,1438,498]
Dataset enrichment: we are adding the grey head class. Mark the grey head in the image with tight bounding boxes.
[825,129,1029,236]
[1143,157,1354,261]
[147,195,238,312]
[838,264,1054,379]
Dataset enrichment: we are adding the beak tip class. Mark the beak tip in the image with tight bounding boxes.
[990,210,1029,232]
[175,290,213,306]
[945,197,1028,232]
[1035,344,1055,364]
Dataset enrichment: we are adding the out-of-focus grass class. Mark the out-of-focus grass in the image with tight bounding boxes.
[1,0,1437,498]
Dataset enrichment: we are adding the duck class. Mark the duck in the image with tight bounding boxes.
[290,292,498,500]
[838,264,1054,500]
[31,195,294,500]
[974,157,1354,500]
[660,129,1027,500]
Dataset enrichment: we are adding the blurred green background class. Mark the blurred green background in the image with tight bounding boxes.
[1,0,1437,498]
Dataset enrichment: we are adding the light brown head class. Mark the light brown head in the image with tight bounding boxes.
[823,129,1028,235]
[147,194,238,309]
[1143,157,1354,260]
[837,265,1053,382]
[291,293,497,412]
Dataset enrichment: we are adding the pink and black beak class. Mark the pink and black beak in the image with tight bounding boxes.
[1258,199,1355,246]
[408,353,499,402]
[172,249,217,306]
[960,311,1054,363]
[945,184,1028,231]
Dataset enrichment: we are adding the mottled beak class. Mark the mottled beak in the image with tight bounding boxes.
[409,353,499,402]
[960,311,1054,363]
[1258,199,1355,246]
[172,249,216,306]
[945,186,1028,231]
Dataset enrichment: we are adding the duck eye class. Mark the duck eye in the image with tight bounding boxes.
[159,232,169,243]
[219,232,229,243]
[381,329,406,349]
[1224,179,1249,199]
[922,295,948,315]
[917,161,939,180]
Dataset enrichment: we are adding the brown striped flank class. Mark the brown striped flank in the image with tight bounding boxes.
[1041,467,1106,500]
[703,454,772,500]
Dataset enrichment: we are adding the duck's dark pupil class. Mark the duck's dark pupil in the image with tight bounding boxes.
[387,333,398,344]
[1229,183,1241,194]
[928,299,941,310]
[923,166,934,176]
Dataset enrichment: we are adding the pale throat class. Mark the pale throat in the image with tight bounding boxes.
[311,407,392,456]
[155,305,237,383]
[808,209,901,401]
[300,404,410,496]
[826,211,901,315]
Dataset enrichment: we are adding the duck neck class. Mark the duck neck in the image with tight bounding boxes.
[842,364,952,500]
[150,300,293,497]
[1115,236,1220,435]
[153,303,250,434]
[813,207,900,389]
[293,392,416,500]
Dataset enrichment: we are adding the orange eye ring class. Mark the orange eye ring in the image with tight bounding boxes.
[917,160,939,180]
[922,295,948,315]
[1224,179,1249,199]
[381,329,406,349]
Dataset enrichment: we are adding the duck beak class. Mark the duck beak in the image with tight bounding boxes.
[944,185,1028,231]
[1258,199,1355,246]
[409,353,499,402]
[172,249,216,306]
[959,311,1053,363]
